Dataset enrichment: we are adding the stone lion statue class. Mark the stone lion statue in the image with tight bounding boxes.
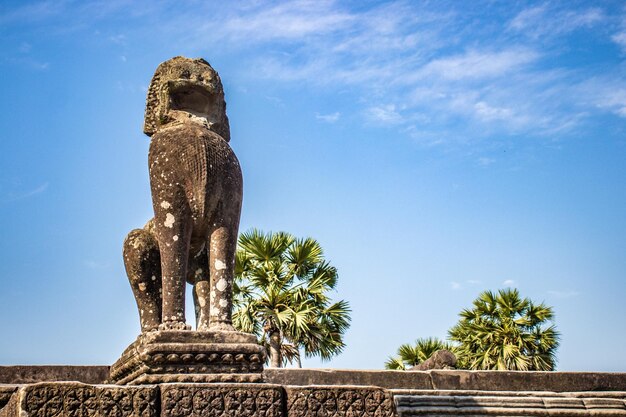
[123,56,242,332]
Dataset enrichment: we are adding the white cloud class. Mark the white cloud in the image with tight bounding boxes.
[109,34,125,44]
[18,42,31,53]
[502,279,516,287]
[83,260,110,270]
[466,279,482,285]
[508,5,604,38]
[579,79,626,119]
[509,5,547,32]
[474,101,514,122]
[365,105,403,125]
[477,157,495,167]
[7,182,49,201]
[417,49,539,81]
[315,112,340,123]
[612,31,626,53]
[221,0,353,42]
[547,290,579,299]
[451,281,461,290]
[5,0,623,146]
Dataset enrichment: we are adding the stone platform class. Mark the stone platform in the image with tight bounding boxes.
[108,331,265,385]
[1,368,625,416]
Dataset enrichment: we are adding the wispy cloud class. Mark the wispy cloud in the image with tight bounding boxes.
[6,182,49,201]
[450,281,461,290]
[477,157,495,167]
[221,0,353,42]
[547,290,579,299]
[315,112,340,123]
[365,105,403,125]
[613,32,626,53]
[509,5,605,38]
[415,49,539,81]
[3,0,624,147]
[83,260,110,269]
[502,279,516,287]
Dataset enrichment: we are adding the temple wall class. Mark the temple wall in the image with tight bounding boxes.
[1,367,625,416]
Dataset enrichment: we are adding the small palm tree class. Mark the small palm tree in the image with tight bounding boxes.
[233,229,351,367]
[448,288,559,371]
[385,337,455,370]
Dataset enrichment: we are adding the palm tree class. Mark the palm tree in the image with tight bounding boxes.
[385,337,455,370]
[232,229,351,368]
[448,288,560,371]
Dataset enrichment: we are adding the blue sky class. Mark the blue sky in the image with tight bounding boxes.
[1,0,625,371]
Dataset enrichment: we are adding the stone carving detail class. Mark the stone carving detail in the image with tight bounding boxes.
[124,56,242,332]
[19,384,157,417]
[161,385,282,417]
[285,387,395,417]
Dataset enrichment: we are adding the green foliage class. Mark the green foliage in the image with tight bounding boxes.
[233,229,351,367]
[385,338,455,370]
[448,288,560,371]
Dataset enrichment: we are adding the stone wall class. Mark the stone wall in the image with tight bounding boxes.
[1,367,625,416]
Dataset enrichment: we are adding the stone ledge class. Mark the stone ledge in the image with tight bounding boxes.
[394,393,626,416]
[0,366,109,385]
[263,369,626,392]
[2,367,626,393]
[391,389,626,398]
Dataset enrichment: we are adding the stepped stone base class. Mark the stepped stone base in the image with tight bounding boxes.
[108,330,265,385]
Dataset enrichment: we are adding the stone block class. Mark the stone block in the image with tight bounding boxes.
[109,330,264,384]
[394,393,626,416]
[284,385,396,417]
[0,366,109,385]
[0,383,157,417]
[160,383,283,417]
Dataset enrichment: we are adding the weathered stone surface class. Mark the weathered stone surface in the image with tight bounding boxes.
[426,370,626,392]
[2,380,626,417]
[124,56,242,333]
[0,367,109,385]
[109,330,264,385]
[0,387,17,414]
[263,369,434,389]
[394,392,626,416]
[284,385,396,417]
[0,383,157,417]
[160,384,283,417]
[263,369,626,392]
[4,367,626,393]
[409,351,456,371]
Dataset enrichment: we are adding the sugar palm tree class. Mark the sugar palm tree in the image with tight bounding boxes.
[233,229,351,367]
[448,288,559,370]
[385,337,455,370]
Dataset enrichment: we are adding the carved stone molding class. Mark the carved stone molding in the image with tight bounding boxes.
[160,384,283,417]
[284,386,396,417]
[109,330,264,385]
[1,383,157,417]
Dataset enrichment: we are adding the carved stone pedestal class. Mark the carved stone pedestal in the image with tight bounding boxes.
[108,330,264,385]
